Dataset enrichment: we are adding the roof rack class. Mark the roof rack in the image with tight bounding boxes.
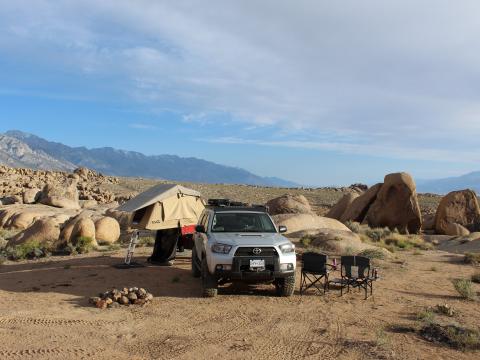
[207,199,269,212]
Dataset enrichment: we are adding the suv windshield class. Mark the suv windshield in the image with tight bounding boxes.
[211,212,277,233]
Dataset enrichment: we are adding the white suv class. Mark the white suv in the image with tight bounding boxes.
[191,202,296,297]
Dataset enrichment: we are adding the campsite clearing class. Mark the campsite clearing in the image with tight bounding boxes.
[0,247,478,359]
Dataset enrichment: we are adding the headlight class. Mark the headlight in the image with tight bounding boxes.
[279,243,295,254]
[211,243,232,254]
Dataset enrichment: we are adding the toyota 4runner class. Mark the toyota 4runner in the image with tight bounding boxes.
[191,200,296,297]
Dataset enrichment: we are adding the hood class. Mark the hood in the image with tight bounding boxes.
[209,232,290,247]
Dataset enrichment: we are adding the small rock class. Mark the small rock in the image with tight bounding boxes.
[95,299,107,309]
[89,296,101,305]
[145,293,154,301]
[133,299,146,306]
[127,292,138,302]
[138,288,147,297]
[108,302,120,309]
[105,298,113,305]
[119,296,129,305]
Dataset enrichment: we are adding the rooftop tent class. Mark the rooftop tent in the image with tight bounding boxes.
[117,184,205,230]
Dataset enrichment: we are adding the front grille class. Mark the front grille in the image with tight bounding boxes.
[234,247,278,257]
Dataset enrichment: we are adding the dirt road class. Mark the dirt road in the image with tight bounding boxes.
[0,248,478,359]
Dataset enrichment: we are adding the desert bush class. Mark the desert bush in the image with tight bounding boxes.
[357,248,386,260]
[345,221,361,233]
[452,279,477,301]
[416,309,435,323]
[3,240,48,260]
[375,328,390,347]
[420,323,480,350]
[365,227,391,242]
[299,235,314,247]
[471,272,480,284]
[464,252,480,266]
[65,236,95,255]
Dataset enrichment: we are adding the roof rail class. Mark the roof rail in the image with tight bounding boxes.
[207,198,269,212]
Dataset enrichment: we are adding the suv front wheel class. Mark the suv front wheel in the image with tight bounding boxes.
[275,275,295,297]
[201,257,218,297]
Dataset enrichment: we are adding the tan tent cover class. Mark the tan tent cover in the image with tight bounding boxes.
[117,184,205,230]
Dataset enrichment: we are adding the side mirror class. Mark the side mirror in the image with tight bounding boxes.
[195,224,206,233]
[278,225,287,234]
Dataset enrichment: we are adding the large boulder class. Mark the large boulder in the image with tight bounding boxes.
[266,194,312,215]
[95,217,120,244]
[105,208,132,230]
[308,229,388,256]
[272,213,350,236]
[8,218,61,249]
[326,192,359,220]
[365,173,422,234]
[71,217,96,244]
[434,190,480,236]
[39,177,80,209]
[8,210,50,230]
[340,183,382,223]
[22,188,41,204]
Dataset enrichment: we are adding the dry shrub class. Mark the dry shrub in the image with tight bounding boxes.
[452,279,477,301]
[464,252,480,266]
[472,272,480,284]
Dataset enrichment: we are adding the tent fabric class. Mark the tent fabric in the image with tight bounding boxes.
[117,184,201,213]
[116,184,205,230]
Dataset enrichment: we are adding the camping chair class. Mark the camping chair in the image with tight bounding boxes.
[300,252,332,295]
[335,256,375,300]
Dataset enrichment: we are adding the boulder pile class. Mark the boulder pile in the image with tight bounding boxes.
[89,287,154,309]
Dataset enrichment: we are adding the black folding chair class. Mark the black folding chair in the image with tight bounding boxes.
[300,252,332,295]
[335,256,375,299]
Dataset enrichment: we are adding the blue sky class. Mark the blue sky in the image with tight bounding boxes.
[1,1,480,186]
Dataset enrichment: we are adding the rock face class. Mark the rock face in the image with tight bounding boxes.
[434,189,480,236]
[95,216,120,244]
[272,213,350,236]
[326,192,359,220]
[365,173,422,234]
[340,183,382,223]
[266,194,312,215]
[39,177,80,209]
[8,218,61,249]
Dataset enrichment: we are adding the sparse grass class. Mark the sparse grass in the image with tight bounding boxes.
[299,235,313,247]
[416,309,435,323]
[98,243,122,252]
[420,323,480,350]
[452,279,477,301]
[345,220,361,233]
[3,240,48,260]
[365,227,392,242]
[375,328,390,347]
[471,272,480,284]
[74,236,95,254]
[137,236,155,247]
[464,252,480,266]
[357,248,386,260]
[412,249,423,255]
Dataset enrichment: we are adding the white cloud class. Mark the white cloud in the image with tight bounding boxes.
[1,0,480,161]
[128,123,156,130]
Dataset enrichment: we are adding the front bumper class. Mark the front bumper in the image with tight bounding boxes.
[214,255,295,280]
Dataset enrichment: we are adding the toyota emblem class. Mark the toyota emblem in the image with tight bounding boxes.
[252,248,262,255]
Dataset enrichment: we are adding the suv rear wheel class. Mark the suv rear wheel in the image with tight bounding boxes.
[201,257,218,297]
[191,246,201,278]
[275,275,295,297]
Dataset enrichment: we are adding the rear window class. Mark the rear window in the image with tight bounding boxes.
[211,212,277,233]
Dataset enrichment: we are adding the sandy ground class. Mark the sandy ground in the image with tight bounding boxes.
[0,247,479,360]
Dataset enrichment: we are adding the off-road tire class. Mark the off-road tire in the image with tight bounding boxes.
[191,246,201,278]
[275,275,295,297]
[201,258,218,297]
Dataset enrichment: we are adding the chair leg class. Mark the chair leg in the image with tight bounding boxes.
[300,272,304,295]
[324,273,329,293]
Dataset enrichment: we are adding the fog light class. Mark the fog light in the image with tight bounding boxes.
[215,264,231,271]
[280,263,294,271]
[216,265,223,270]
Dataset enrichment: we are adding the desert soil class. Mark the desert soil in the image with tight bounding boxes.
[0,247,479,360]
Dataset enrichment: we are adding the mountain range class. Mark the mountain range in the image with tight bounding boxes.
[416,172,480,194]
[0,130,299,187]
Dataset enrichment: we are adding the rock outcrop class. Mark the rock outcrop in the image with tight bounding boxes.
[365,172,422,234]
[8,218,61,249]
[434,189,480,236]
[272,213,350,236]
[326,192,359,220]
[340,183,382,223]
[266,194,313,215]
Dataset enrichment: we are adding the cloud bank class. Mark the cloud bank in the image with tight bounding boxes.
[1,0,480,163]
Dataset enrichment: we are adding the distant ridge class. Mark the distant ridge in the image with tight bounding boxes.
[416,172,480,194]
[1,130,300,187]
